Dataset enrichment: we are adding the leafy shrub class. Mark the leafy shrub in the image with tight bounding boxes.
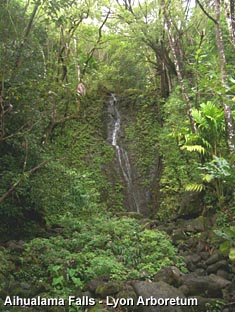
[15,216,185,297]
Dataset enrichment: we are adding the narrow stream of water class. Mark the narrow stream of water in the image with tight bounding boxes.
[108,94,140,213]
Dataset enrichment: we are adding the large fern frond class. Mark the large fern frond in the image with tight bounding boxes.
[185,183,205,192]
[181,145,205,154]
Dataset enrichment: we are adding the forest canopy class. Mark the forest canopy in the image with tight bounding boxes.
[0,0,235,232]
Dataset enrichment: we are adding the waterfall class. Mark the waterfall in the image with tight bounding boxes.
[108,94,140,213]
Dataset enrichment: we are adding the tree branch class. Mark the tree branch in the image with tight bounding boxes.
[196,0,218,24]
[82,9,111,76]
[14,0,41,70]
[0,159,49,204]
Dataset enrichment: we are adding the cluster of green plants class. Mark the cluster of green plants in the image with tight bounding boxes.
[12,216,185,298]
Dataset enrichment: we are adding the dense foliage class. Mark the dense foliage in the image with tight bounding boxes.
[1,0,235,310]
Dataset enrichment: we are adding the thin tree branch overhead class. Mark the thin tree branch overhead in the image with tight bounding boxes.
[196,0,218,24]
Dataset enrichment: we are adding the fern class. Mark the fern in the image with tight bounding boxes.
[202,174,213,183]
[181,145,205,154]
[185,183,205,192]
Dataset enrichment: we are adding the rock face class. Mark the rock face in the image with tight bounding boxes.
[104,94,161,216]
[178,192,204,218]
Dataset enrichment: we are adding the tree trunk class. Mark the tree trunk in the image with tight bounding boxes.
[161,0,196,133]
[223,0,235,51]
[14,0,41,70]
[215,0,235,153]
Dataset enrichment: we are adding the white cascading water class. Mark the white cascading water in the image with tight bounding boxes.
[108,94,140,213]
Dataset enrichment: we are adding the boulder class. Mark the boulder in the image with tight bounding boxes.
[132,281,194,311]
[95,281,123,297]
[205,253,220,265]
[199,251,210,260]
[184,254,201,265]
[172,229,186,243]
[191,216,207,232]
[181,273,223,297]
[192,296,225,312]
[207,260,228,274]
[216,269,232,281]
[154,266,183,287]
[116,288,138,311]
[178,192,203,218]
[196,241,207,253]
[222,279,235,302]
[208,274,231,289]
[84,275,109,293]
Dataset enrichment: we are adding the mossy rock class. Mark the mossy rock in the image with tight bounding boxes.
[95,281,123,297]
[193,297,224,312]
[88,301,105,312]
[116,289,138,311]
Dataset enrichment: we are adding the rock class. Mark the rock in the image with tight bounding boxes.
[197,241,207,253]
[185,217,206,233]
[208,274,231,288]
[184,254,201,264]
[178,285,190,296]
[132,281,194,311]
[84,275,109,293]
[95,281,123,297]
[222,279,235,302]
[172,229,186,243]
[199,251,210,260]
[206,253,220,265]
[153,266,183,287]
[207,260,228,274]
[181,273,222,297]
[185,224,195,233]
[178,191,204,218]
[195,262,207,270]
[142,220,159,230]
[186,261,197,272]
[194,269,206,276]
[158,224,172,234]
[231,262,235,274]
[116,289,138,311]
[87,301,104,312]
[216,269,232,281]
[192,296,225,312]
[192,216,207,232]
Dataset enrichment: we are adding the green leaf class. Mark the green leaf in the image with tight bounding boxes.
[52,276,64,286]
[71,276,83,287]
[185,183,205,192]
[229,248,235,261]
[219,241,230,255]
[181,145,205,154]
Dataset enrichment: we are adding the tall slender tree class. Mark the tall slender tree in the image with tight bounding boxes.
[161,0,196,133]
[223,0,235,51]
[214,0,235,153]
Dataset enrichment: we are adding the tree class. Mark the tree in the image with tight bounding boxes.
[214,0,235,153]
[161,0,196,132]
